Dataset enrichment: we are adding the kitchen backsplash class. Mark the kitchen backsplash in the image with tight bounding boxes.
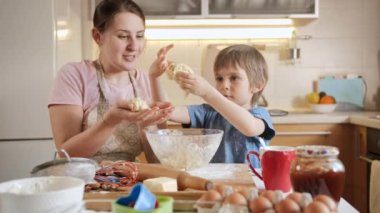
[58,0,380,111]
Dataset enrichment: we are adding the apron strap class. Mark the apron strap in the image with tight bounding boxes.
[93,60,111,118]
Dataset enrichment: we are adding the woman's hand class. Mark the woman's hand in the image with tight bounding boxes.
[101,100,174,127]
[176,72,215,99]
[101,100,151,127]
[149,44,174,78]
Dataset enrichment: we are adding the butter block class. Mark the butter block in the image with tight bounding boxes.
[143,177,178,192]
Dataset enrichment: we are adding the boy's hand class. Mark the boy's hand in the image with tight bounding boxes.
[139,101,175,128]
[176,72,214,98]
[149,44,174,78]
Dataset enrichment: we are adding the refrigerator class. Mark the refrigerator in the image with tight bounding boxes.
[0,0,58,182]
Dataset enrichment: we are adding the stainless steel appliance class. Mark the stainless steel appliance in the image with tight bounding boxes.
[366,128,380,159]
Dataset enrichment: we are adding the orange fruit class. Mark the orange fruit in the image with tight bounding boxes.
[319,95,336,104]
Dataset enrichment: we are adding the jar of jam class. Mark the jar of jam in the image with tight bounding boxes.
[290,145,345,202]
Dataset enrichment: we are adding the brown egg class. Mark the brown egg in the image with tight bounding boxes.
[213,184,233,197]
[275,198,301,213]
[197,189,223,208]
[287,192,313,209]
[287,192,302,202]
[248,196,273,213]
[260,190,284,204]
[314,195,337,211]
[238,187,259,201]
[304,201,330,213]
[223,192,248,206]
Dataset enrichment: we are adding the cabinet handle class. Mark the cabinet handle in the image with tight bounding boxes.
[276,131,331,136]
[354,128,360,160]
[359,156,373,164]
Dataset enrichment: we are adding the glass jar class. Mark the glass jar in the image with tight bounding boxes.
[290,145,345,202]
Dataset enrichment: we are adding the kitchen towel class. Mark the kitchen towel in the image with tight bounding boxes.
[370,160,380,213]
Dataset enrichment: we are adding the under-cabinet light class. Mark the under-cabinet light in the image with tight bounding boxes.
[56,20,68,27]
[145,27,294,40]
[56,29,70,41]
[146,19,293,27]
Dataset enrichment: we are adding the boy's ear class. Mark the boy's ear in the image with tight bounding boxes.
[92,28,102,45]
[250,82,265,93]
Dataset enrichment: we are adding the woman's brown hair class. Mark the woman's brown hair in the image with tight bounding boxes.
[93,0,145,33]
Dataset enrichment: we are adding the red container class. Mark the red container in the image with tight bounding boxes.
[247,146,296,192]
[290,145,345,202]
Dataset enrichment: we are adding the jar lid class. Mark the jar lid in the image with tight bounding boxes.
[295,145,339,157]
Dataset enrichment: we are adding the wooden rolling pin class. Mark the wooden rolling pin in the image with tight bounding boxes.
[135,163,213,191]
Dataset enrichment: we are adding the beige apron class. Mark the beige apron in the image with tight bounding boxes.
[83,61,142,162]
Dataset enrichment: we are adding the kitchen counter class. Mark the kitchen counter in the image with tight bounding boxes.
[84,164,358,212]
[271,110,380,129]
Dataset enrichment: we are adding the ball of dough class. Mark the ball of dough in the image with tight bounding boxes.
[166,63,194,81]
[128,97,149,112]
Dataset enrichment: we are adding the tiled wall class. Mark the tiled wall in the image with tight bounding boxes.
[136,0,380,111]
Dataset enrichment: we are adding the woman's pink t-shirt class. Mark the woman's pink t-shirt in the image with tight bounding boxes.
[48,60,153,117]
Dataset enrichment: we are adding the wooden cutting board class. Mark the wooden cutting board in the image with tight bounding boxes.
[187,163,255,188]
[84,191,205,212]
[84,163,255,211]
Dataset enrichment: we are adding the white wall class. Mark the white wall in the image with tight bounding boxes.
[55,0,85,72]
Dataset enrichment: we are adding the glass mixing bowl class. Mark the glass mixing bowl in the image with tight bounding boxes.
[145,128,224,170]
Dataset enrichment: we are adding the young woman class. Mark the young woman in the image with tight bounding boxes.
[48,0,174,163]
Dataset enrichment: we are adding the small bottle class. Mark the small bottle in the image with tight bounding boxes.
[290,145,345,202]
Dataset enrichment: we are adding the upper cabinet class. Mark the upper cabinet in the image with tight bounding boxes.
[209,0,317,18]
[133,0,202,16]
[133,0,318,19]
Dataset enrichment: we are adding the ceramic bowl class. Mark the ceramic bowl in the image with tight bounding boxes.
[310,104,337,113]
[0,176,84,212]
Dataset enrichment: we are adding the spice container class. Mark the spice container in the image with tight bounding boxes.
[290,145,345,202]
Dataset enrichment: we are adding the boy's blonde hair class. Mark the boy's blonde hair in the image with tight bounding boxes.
[213,44,268,106]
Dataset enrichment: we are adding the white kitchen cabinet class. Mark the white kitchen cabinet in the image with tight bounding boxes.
[0,140,56,182]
